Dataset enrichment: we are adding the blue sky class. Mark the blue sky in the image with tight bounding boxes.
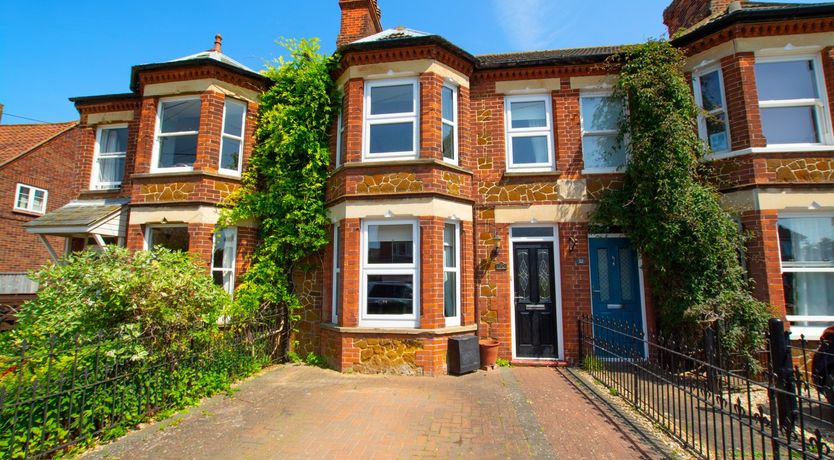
[0,0,820,124]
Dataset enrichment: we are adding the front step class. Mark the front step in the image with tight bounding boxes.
[510,359,569,367]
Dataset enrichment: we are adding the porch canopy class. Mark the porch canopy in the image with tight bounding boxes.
[24,200,128,261]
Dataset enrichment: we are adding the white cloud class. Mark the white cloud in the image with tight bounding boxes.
[491,0,581,51]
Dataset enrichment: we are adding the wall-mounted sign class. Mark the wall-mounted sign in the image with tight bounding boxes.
[576,258,586,265]
[495,262,508,271]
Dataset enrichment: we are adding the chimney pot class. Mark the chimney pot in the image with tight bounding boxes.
[213,34,223,52]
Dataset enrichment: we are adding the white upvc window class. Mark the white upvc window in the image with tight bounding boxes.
[363,78,419,161]
[335,99,346,167]
[778,213,834,340]
[442,84,458,164]
[332,224,341,323]
[755,54,833,146]
[211,227,238,295]
[152,97,201,172]
[13,184,47,214]
[579,92,626,172]
[360,219,419,327]
[91,125,128,189]
[443,221,461,327]
[505,94,554,171]
[144,225,189,252]
[219,99,246,175]
[693,67,731,153]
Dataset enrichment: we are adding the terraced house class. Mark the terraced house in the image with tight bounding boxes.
[311,0,834,375]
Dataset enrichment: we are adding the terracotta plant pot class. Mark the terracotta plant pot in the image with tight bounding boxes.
[479,338,501,370]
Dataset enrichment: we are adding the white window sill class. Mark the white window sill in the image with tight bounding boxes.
[150,166,195,174]
[506,167,555,173]
[361,154,419,162]
[704,145,834,161]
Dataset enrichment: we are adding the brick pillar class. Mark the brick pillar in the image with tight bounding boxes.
[554,78,582,175]
[133,97,159,175]
[195,92,224,172]
[419,73,443,161]
[721,53,766,150]
[460,220,476,326]
[344,79,364,164]
[340,218,361,327]
[187,223,215,268]
[559,223,590,363]
[419,216,445,329]
[823,47,834,135]
[741,209,785,315]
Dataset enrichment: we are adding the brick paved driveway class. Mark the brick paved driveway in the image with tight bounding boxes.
[83,365,669,459]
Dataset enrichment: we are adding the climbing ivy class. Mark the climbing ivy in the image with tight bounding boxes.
[593,40,771,364]
[221,38,339,325]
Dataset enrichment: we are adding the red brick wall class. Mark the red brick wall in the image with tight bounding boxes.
[721,53,766,151]
[663,0,736,35]
[741,210,785,315]
[554,79,583,176]
[336,0,382,47]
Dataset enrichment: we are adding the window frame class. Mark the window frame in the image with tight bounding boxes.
[692,66,732,154]
[335,101,345,168]
[362,78,420,161]
[90,123,129,190]
[359,219,420,328]
[144,224,189,251]
[151,96,202,173]
[755,53,833,147]
[331,223,341,324]
[211,227,238,296]
[441,84,459,165]
[443,220,461,327]
[219,98,247,176]
[777,211,834,340]
[504,94,555,172]
[13,183,47,215]
[579,90,627,174]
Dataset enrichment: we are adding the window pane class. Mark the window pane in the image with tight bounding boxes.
[705,113,729,152]
[755,60,818,101]
[760,107,819,144]
[783,272,834,318]
[778,216,834,264]
[581,96,622,131]
[160,99,201,133]
[100,127,128,153]
[223,101,245,137]
[367,274,413,315]
[511,227,554,238]
[442,124,455,160]
[698,71,724,111]
[213,229,236,269]
[582,134,626,169]
[97,157,125,186]
[213,270,234,294]
[511,101,547,128]
[16,187,29,209]
[159,135,198,168]
[443,223,456,268]
[370,84,413,115]
[334,226,341,269]
[442,86,455,121]
[220,138,241,171]
[444,271,457,318]
[367,224,413,264]
[32,190,45,212]
[369,122,413,154]
[150,227,189,252]
[511,136,549,164]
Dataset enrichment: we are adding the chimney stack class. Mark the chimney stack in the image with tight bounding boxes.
[212,34,223,53]
[663,0,746,36]
[336,0,382,47]
[0,103,4,124]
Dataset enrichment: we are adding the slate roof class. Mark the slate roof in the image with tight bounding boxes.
[477,46,625,68]
[23,201,125,229]
[0,121,77,166]
[353,27,432,43]
[168,49,256,73]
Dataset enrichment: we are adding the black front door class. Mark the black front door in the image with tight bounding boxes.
[513,242,557,358]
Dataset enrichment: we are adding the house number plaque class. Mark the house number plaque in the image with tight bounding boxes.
[494,262,507,271]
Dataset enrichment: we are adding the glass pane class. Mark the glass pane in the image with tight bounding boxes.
[367,224,413,264]
[698,70,724,111]
[511,227,554,238]
[370,84,413,115]
[213,270,234,294]
[783,272,834,318]
[582,134,626,169]
[160,99,201,133]
[510,101,547,128]
[511,136,549,165]
[150,227,189,252]
[16,187,29,209]
[97,157,125,186]
[537,249,551,303]
[334,226,341,269]
[597,248,610,302]
[442,124,455,160]
[213,229,236,269]
[32,190,45,212]
[223,101,245,137]
[220,138,241,171]
[100,127,128,153]
[778,217,834,265]
[755,60,819,101]
[619,248,634,302]
[705,114,729,152]
[444,271,457,318]
[581,96,622,131]
[367,274,413,315]
[443,223,456,268]
[516,248,530,302]
[760,107,819,144]
[158,135,197,168]
[369,123,413,154]
[442,86,455,122]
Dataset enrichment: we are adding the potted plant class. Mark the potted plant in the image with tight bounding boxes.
[479,337,500,370]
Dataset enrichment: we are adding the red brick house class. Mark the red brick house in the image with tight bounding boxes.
[309,0,834,375]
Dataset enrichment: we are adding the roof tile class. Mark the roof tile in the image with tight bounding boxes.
[0,122,77,165]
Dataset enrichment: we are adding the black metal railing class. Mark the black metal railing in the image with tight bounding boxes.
[0,313,287,459]
[578,314,834,459]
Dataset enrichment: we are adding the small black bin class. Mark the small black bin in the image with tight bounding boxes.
[447,336,480,375]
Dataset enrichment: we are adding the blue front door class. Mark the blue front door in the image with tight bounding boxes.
[589,237,645,357]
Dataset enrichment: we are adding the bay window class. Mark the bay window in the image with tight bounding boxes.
[92,125,128,189]
[693,68,731,153]
[211,227,237,295]
[361,220,419,327]
[755,56,832,146]
[444,222,461,326]
[505,95,554,171]
[442,85,458,164]
[779,214,834,338]
[580,93,626,171]
[154,98,201,171]
[219,99,246,175]
[363,79,419,160]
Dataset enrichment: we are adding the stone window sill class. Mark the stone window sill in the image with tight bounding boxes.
[321,323,477,336]
[502,170,561,179]
[333,158,474,176]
